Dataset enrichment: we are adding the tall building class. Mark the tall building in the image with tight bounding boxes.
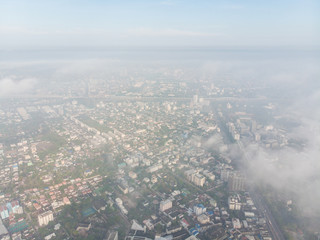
[38,211,54,227]
[251,120,257,132]
[193,174,206,187]
[193,95,198,104]
[220,169,230,182]
[193,204,206,215]
[159,199,172,212]
[228,195,242,210]
[228,173,246,192]
[185,170,206,187]
[0,218,9,240]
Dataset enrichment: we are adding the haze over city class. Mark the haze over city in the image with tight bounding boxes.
[0,1,319,240]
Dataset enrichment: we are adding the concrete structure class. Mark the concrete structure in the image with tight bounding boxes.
[185,170,206,187]
[220,169,231,182]
[129,171,137,179]
[228,173,246,192]
[0,218,9,240]
[104,231,118,240]
[0,207,8,220]
[159,199,172,212]
[197,214,210,224]
[38,211,54,227]
[228,195,241,210]
[118,183,129,194]
[193,174,206,187]
[147,164,163,173]
[76,222,91,232]
[232,218,242,229]
[194,204,206,216]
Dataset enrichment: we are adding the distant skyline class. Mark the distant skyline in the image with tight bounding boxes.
[0,0,319,48]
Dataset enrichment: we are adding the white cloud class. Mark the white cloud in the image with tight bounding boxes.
[0,77,37,97]
[235,89,320,223]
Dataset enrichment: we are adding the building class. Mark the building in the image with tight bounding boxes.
[166,225,182,234]
[228,173,246,192]
[203,170,215,181]
[197,214,210,224]
[220,169,230,182]
[115,198,128,215]
[131,220,146,232]
[129,171,137,179]
[0,201,23,220]
[185,169,196,181]
[194,204,206,216]
[0,206,9,220]
[104,231,118,240]
[118,183,129,194]
[38,211,54,227]
[76,222,91,232]
[254,133,261,141]
[147,164,163,173]
[232,218,242,229]
[0,218,9,240]
[193,174,206,187]
[159,199,172,212]
[185,170,206,187]
[228,195,241,210]
[193,95,199,104]
[63,197,71,205]
[44,233,56,240]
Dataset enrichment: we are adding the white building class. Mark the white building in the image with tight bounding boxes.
[193,174,206,187]
[193,204,206,216]
[185,170,206,187]
[38,211,54,227]
[147,164,163,173]
[232,218,241,229]
[228,195,241,210]
[203,170,215,181]
[104,230,118,240]
[159,199,172,212]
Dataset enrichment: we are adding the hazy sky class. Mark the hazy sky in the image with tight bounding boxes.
[0,0,319,48]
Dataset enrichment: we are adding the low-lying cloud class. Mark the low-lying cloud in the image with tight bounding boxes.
[0,77,37,97]
[240,90,320,227]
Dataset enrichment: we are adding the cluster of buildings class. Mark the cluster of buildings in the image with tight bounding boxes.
[0,201,23,220]
[226,110,289,148]
[0,84,290,240]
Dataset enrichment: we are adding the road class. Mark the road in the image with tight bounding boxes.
[250,190,286,240]
[237,140,285,240]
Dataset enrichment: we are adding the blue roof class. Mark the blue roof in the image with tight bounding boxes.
[192,230,199,236]
[196,204,205,208]
[82,207,96,217]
